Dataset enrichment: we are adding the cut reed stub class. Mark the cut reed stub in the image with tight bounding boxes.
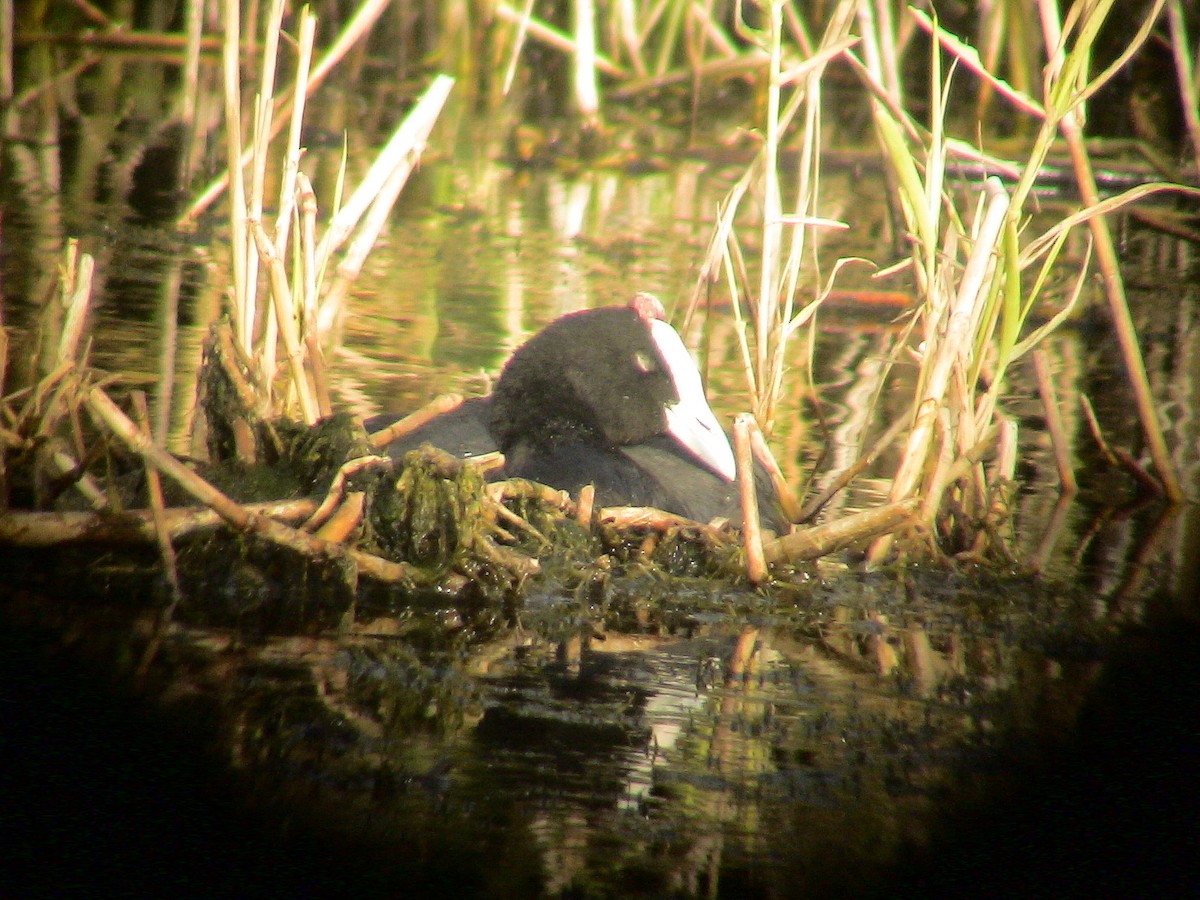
[734,414,766,583]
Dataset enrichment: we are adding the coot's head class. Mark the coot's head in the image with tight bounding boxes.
[487,305,735,480]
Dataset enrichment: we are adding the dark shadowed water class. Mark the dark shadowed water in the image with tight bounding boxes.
[3,59,1200,899]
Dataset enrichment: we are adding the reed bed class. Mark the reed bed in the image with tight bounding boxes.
[4,0,1197,579]
[852,0,1194,562]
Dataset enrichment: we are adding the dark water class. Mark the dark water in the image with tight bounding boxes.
[3,60,1200,898]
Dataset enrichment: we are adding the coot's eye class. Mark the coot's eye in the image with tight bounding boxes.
[633,350,658,374]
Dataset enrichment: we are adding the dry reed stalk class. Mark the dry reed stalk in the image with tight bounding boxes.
[55,241,93,368]
[687,0,739,59]
[572,0,600,124]
[762,499,920,564]
[613,0,647,77]
[273,11,316,261]
[888,178,1009,508]
[183,0,393,225]
[251,222,319,423]
[245,0,289,389]
[222,0,249,350]
[501,0,538,95]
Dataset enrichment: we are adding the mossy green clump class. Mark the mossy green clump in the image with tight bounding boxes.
[367,447,492,572]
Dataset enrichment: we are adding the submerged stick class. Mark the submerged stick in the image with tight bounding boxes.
[131,391,183,680]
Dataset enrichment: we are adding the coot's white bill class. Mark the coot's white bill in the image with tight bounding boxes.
[648,318,737,482]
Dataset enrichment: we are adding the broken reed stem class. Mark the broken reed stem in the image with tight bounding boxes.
[85,386,417,583]
[798,412,909,523]
[576,483,595,530]
[749,422,802,525]
[734,414,766,583]
[1031,348,1078,494]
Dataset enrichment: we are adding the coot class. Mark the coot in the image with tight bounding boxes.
[367,302,786,531]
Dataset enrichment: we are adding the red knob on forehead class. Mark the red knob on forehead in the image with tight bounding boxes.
[628,291,666,323]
